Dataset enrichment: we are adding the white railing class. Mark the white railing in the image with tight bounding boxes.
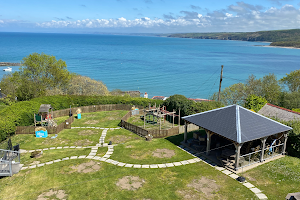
[0,160,12,176]
[238,149,262,169]
[0,149,20,163]
[263,143,284,161]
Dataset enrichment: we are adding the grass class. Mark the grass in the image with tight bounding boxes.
[110,137,195,164]
[71,110,128,128]
[127,114,177,130]
[21,148,91,166]
[11,128,103,150]
[0,159,258,200]
[105,129,141,144]
[243,156,300,200]
[54,115,70,125]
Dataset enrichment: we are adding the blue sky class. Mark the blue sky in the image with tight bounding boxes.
[1,0,300,33]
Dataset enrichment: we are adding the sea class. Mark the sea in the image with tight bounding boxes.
[0,32,299,99]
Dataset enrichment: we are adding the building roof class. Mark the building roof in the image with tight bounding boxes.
[258,103,300,121]
[182,105,292,144]
[188,98,214,102]
[39,104,52,113]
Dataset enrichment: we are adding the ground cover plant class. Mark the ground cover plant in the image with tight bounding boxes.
[71,110,128,128]
[0,159,258,200]
[243,156,300,200]
[21,148,91,166]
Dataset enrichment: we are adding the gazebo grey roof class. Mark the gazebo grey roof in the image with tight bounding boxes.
[182,105,292,144]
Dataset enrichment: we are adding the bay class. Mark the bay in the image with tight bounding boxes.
[0,32,299,99]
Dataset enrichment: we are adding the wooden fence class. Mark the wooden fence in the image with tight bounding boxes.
[16,116,74,134]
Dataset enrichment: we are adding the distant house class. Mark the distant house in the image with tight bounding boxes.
[258,103,300,121]
[187,98,214,103]
[151,96,168,101]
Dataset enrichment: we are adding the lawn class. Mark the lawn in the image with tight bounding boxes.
[71,110,128,128]
[11,128,103,150]
[54,115,70,125]
[105,129,141,145]
[0,159,258,200]
[243,156,300,200]
[21,148,91,166]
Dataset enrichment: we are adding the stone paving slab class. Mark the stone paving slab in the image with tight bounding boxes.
[180,161,189,165]
[166,163,175,167]
[57,147,62,149]
[54,159,61,163]
[89,153,96,156]
[150,164,159,168]
[173,162,182,166]
[21,167,28,170]
[133,164,142,168]
[186,159,197,164]
[125,164,133,168]
[106,151,113,155]
[70,146,76,149]
[158,164,167,168]
[91,150,98,153]
[103,144,108,147]
[76,146,82,149]
[229,174,239,179]
[103,155,111,158]
[105,159,113,163]
[221,170,232,175]
[256,193,268,199]
[243,182,255,188]
[78,155,86,159]
[29,165,36,169]
[112,161,119,165]
[93,156,101,160]
[86,156,94,159]
[49,147,56,150]
[117,163,126,167]
[142,165,150,168]
[37,164,45,167]
[99,158,107,161]
[215,167,225,171]
[43,148,49,151]
[46,161,54,165]
[70,156,78,159]
[250,188,262,194]
[63,146,69,149]
[62,157,69,161]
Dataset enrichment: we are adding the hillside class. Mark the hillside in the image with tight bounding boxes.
[168,29,300,48]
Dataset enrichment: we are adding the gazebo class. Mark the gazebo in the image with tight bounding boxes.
[182,105,292,171]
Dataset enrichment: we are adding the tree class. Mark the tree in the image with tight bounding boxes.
[0,53,72,101]
[260,73,281,105]
[211,83,246,105]
[280,69,300,92]
[163,94,194,117]
[244,94,267,112]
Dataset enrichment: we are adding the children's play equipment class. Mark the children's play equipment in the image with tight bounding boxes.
[34,104,57,127]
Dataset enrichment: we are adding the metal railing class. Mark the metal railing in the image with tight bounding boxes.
[238,149,262,169]
[0,149,20,163]
[0,160,12,176]
[263,143,284,161]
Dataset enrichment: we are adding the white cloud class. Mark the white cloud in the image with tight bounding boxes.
[29,4,300,32]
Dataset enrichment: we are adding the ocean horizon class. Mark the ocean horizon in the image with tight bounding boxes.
[0,32,299,99]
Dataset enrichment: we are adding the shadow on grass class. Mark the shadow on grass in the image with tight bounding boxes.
[165,129,206,146]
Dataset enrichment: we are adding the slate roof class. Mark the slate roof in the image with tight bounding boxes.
[182,105,292,144]
[39,104,52,113]
[258,103,300,121]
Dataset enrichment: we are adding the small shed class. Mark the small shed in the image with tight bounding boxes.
[34,104,53,127]
[182,105,292,171]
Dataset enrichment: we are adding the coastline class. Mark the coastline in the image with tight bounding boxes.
[260,45,300,50]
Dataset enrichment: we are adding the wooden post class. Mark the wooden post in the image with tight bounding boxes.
[260,137,267,162]
[172,109,175,128]
[282,132,288,154]
[184,121,188,143]
[159,112,161,131]
[234,143,242,171]
[178,108,180,127]
[206,130,212,155]
[218,65,224,102]
[143,109,146,129]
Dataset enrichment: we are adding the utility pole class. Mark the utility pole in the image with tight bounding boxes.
[218,65,224,102]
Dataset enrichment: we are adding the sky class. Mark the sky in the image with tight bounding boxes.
[1,0,300,33]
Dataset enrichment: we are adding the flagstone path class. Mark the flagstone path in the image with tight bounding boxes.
[20,127,268,199]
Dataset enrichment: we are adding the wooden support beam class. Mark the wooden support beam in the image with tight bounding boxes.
[282,132,288,154]
[234,143,243,171]
[184,121,188,143]
[260,137,267,162]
